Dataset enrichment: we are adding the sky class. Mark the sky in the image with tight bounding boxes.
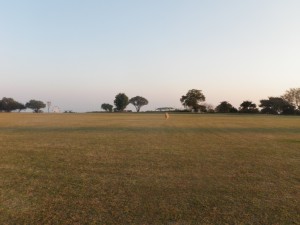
[1,0,299,112]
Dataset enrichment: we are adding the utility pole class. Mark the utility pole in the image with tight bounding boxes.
[47,101,51,113]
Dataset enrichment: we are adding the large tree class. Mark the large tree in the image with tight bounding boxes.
[259,97,295,115]
[25,100,46,113]
[129,96,148,112]
[0,97,24,112]
[180,89,205,111]
[114,93,129,112]
[101,103,113,112]
[239,101,259,113]
[282,88,300,109]
[215,101,238,113]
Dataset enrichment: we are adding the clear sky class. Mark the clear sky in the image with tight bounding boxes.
[1,0,299,112]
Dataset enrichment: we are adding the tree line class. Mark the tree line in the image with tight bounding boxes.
[101,94,148,112]
[0,98,45,113]
[180,88,300,115]
[103,88,300,115]
[1,88,299,115]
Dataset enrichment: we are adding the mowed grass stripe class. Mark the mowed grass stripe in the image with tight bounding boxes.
[1,126,300,134]
[0,113,299,224]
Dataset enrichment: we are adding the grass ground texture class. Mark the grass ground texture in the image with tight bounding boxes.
[0,113,299,224]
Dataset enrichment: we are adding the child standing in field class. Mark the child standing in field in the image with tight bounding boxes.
[165,112,169,120]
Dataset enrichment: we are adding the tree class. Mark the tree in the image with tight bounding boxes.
[202,103,215,113]
[282,88,300,109]
[180,89,206,111]
[15,102,26,112]
[0,97,24,112]
[25,100,46,113]
[239,101,259,113]
[259,97,295,115]
[129,96,149,112]
[215,101,238,113]
[101,103,113,112]
[114,93,129,112]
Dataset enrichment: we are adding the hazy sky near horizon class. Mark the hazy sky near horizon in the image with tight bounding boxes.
[1,0,299,112]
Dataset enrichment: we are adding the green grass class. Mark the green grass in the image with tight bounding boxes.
[0,113,299,224]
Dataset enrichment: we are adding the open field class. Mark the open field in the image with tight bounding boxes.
[0,113,299,224]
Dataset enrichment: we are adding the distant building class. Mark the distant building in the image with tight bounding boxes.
[155,107,176,112]
[52,106,60,113]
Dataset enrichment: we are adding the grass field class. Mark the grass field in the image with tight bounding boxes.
[0,113,299,224]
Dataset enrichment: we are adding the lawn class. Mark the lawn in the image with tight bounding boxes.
[0,113,299,224]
